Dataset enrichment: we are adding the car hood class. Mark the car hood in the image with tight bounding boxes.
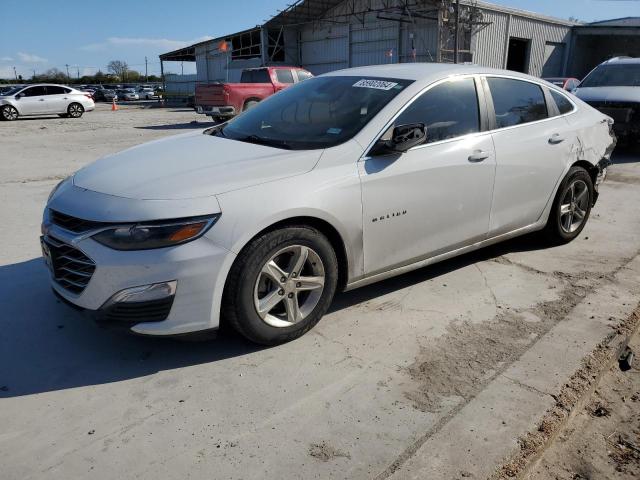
[574,86,640,104]
[73,131,322,200]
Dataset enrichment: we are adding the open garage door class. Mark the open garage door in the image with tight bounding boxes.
[570,24,640,78]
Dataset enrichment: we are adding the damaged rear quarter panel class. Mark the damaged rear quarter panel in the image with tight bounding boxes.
[563,100,617,167]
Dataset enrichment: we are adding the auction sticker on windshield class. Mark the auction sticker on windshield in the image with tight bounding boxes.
[352,79,398,90]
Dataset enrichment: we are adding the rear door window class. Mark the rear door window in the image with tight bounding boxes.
[241,69,271,83]
[394,78,480,144]
[275,69,294,84]
[487,77,548,128]
[46,86,67,95]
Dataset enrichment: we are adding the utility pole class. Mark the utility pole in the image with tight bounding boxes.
[77,67,80,79]
[145,56,148,82]
[453,0,460,64]
[13,66,18,81]
[65,64,70,79]
[33,69,36,79]
[181,61,184,76]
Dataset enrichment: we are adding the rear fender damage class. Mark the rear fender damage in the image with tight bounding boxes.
[571,118,617,206]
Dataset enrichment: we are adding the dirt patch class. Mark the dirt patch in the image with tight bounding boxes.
[405,275,593,413]
[308,441,351,462]
[491,305,640,479]
[526,328,640,479]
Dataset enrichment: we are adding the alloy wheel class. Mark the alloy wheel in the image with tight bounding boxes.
[2,106,18,120]
[68,104,83,118]
[559,179,589,233]
[253,245,325,328]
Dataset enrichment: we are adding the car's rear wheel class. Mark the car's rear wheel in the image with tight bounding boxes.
[67,103,84,118]
[243,100,259,112]
[544,166,593,244]
[1,105,19,121]
[223,226,338,345]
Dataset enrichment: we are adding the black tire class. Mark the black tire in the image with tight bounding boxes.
[242,100,259,112]
[544,166,593,244]
[67,103,84,118]
[222,226,338,345]
[1,105,19,121]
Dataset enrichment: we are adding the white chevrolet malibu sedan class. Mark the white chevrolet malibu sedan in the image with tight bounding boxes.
[42,64,616,344]
[0,83,95,120]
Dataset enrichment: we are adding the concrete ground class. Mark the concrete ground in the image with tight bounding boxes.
[1,105,639,480]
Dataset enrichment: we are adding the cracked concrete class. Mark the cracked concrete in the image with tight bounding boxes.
[1,108,639,480]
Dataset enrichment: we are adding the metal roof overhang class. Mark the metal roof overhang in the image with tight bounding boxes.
[159,44,198,62]
[265,0,352,27]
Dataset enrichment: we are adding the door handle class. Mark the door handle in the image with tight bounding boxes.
[548,133,565,144]
[468,150,490,162]
[39,98,45,101]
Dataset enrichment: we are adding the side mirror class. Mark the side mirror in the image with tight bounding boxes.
[371,123,427,155]
[15,93,24,99]
[392,123,427,151]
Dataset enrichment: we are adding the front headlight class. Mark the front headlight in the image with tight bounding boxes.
[92,215,219,250]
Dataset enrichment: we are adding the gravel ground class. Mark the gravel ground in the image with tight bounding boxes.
[1,104,212,184]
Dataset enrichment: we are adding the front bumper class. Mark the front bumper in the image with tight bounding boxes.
[43,223,235,336]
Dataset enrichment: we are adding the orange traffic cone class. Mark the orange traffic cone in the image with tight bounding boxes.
[111,98,118,111]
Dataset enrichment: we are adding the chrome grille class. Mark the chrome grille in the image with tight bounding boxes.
[49,209,109,234]
[44,236,96,294]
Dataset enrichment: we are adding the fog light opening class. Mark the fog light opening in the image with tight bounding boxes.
[104,280,177,307]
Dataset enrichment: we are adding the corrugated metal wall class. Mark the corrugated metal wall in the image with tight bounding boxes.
[300,24,349,74]
[195,42,262,83]
[189,1,574,82]
[299,0,439,74]
[472,10,509,68]
[473,8,572,76]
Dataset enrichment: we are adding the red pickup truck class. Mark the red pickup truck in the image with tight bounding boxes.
[194,66,313,121]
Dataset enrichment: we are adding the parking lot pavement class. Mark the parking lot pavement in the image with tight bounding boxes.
[1,108,639,480]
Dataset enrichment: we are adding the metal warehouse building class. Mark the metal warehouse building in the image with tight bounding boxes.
[159,0,638,95]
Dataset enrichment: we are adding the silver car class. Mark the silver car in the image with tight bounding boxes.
[42,64,616,344]
[574,56,640,142]
[0,83,95,120]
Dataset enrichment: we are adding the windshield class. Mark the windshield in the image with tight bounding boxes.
[581,64,640,87]
[217,76,413,150]
[1,86,25,96]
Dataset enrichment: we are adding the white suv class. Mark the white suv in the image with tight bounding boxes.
[0,83,95,120]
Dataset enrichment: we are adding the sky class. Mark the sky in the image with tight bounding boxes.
[1,0,638,80]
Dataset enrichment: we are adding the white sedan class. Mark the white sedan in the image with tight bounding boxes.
[42,64,616,344]
[0,84,95,120]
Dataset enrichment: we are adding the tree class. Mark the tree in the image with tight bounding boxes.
[107,60,129,81]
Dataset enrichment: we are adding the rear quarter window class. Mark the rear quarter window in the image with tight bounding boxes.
[550,90,574,115]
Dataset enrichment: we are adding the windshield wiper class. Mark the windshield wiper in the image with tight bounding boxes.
[237,134,292,150]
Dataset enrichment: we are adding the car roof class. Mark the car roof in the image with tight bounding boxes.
[22,83,73,88]
[601,56,640,65]
[322,63,544,85]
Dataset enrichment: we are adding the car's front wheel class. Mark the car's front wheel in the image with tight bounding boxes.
[544,166,593,244]
[1,105,19,121]
[223,226,338,345]
[67,103,84,118]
